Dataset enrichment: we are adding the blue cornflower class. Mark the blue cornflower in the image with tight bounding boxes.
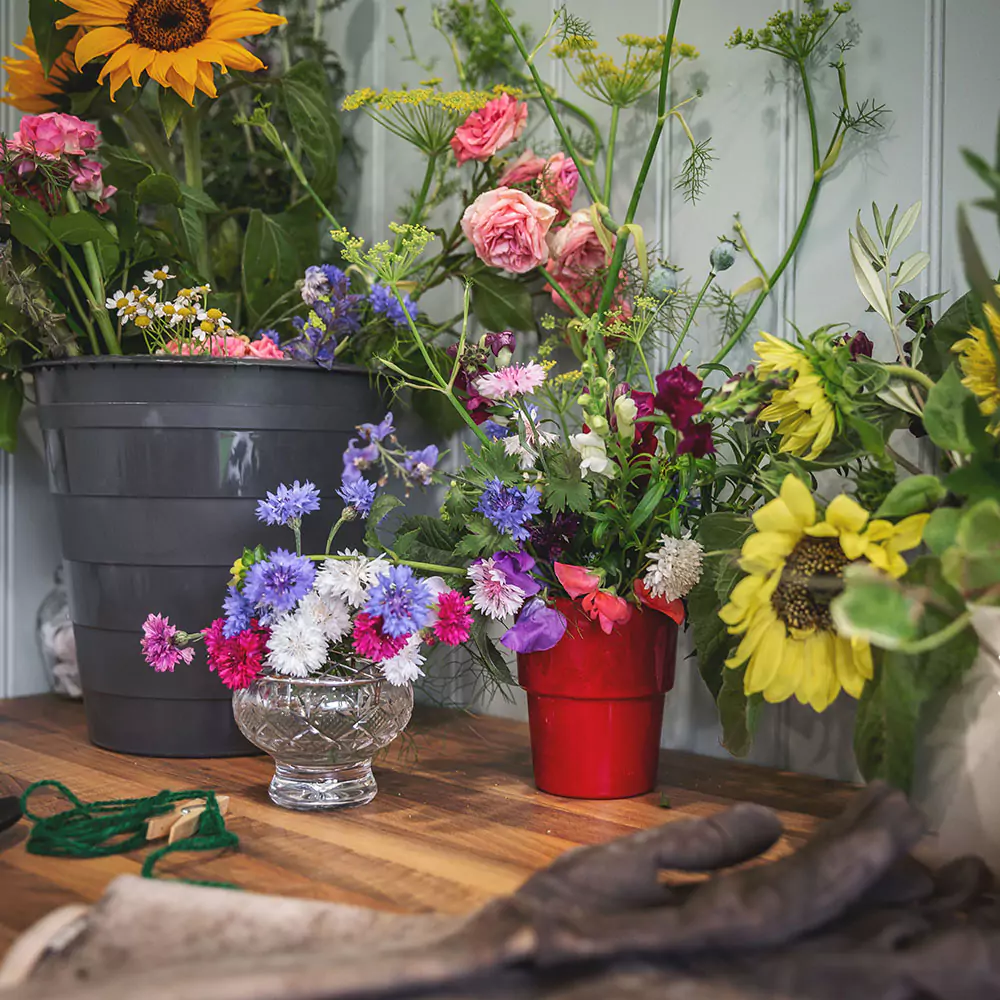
[243,549,316,615]
[301,265,352,306]
[370,284,418,327]
[285,315,339,369]
[255,480,321,526]
[342,437,380,483]
[222,586,255,638]
[364,565,433,637]
[358,412,394,443]
[482,420,510,441]
[337,476,377,517]
[403,444,439,485]
[475,478,542,542]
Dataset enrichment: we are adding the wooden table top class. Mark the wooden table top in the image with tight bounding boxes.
[0,695,854,960]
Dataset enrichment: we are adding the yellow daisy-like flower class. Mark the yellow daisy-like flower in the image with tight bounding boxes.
[2,29,84,113]
[55,0,287,105]
[754,332,836,460]
[952,296,1000,430]
[719,475,929,712]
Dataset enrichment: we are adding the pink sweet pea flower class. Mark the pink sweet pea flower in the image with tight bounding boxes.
[451,92,528,164]
[553,562,633,635]
[633,579,686,624]
[12,112,99,157]
[461,187,557,274]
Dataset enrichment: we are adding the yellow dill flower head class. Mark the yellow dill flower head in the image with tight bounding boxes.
[754,333,836,460]
[719,474,928,712]
[952,297,1000,429]
[553,369,584,387]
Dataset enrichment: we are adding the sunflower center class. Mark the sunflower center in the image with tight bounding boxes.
[126,0,210,51]
[771,536,851,632]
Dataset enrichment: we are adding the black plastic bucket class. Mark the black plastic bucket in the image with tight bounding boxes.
[31,357,382,757]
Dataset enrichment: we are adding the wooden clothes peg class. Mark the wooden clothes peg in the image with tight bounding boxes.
[145,796,230,845]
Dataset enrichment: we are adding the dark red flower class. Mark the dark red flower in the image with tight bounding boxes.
[844,330,874,359]
[654,365,704,432]
[483,330,515,356]
[676,420,715,457]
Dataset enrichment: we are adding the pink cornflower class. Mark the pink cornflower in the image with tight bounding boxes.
[352,612,408,662]
[474,362,547,401]
[467,558,526,620]
[433,590,473,646]
[141,613,195,673]
[203,617,269,690]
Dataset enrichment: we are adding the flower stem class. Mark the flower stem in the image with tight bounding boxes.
[64,191,120,354]
[884,364,935,393]
[181,109,213,284]
[539,265,587,321]
[897,610,973,655]
[603,104,620,206]
[408,153,438,227]
[307,552,466,576]
[279,139,342,230]
[324,513,349,555]
[669,270,715,368]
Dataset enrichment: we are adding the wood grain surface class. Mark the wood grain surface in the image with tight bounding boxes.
[0,696,854,959]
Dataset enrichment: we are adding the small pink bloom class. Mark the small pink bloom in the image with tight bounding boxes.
[538,153,578,216]
[165,335,252,358]
[499,149,547,187]
[554,562,601,600]
[247,334,285,359]
[68,157,117,213]
[204,617,269,690]
[461,187,557,274]
[474,361,547,400]
[433,590,473,646]
[633,579,685,624]
[141,613,195,673]
[583,589,633,634]
[352,612,408,661]
[451,92,527,164]
[12,113,99,158]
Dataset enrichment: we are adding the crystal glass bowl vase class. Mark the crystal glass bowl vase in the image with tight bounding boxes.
[232,668,413,810]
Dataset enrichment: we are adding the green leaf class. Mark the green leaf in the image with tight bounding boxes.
[241,210,302,327]
[455,516,516,559]
[688,554,736,701]
[543,447,591,514]
[158,87,188,141]
[922,290,981,382]
[465,439,520,482]
[958,205,1000,319]
[831,573,921,650]
[922,364,981,453]
[718,665,762,757]
[101,145,154,191]
[281,60,341,198]
[945,458,1000,504]
[0,376,23,452]
[695,511,752,553]
[362,493,404,550]
[393,515,460,566]
[115,191,139,252]
[846,412,885,458]
[874,475,946,519]
[470,271,534,332]
[469,617,515,688]
[180,183,220,214]
[49,212,115,245]
[9,198,51,254]
[924,506,961,556]
[29,0,75,76]
[627,481,666,533]
[136,172,183,206]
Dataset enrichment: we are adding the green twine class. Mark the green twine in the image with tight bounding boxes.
[20,780,239,886]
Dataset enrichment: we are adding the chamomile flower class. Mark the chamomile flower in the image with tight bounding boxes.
[143,265,174,289]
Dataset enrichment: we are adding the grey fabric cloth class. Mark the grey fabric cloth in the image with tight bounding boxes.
[2,782,997,1000]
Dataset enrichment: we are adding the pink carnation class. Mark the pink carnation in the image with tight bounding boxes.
[461,187,557,274]
[433,590,473,646]
[247,334,285,359]
[12,113,99,158]
[204,618,269,690]
[499,149,547,186]
[352,612,408,662]
[451,92,527,164]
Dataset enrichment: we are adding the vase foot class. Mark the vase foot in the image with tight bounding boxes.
[268,760,377,810]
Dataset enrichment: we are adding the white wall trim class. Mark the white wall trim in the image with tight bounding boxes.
[921,0,946,298]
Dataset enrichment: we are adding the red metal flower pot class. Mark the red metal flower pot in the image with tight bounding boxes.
[517,598,678,799]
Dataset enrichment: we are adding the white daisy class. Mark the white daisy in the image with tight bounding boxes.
[143,265,175,289]
[467,557,525,620]
[266,612,328,678]
[642,535,705,602]
[298,589,352,643]
[105,289,129,315]
[380,634,425,685]
[316,551,391,608]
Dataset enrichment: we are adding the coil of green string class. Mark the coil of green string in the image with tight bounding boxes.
[20,780,239,885]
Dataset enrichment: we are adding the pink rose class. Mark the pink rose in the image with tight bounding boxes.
[451,93,528,164]
[68,158,117,214]
[165,335,253,358]
[461,187,558,274]
[499,149,546,187]
[248,334,285,359]
[546,209,613,310]
[538,153,579,216]
[12,112,98,158]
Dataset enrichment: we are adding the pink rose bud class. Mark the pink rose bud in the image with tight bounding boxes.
[499,149,547,187]
[12,112,99,158]
[461,186,558,274]
[451,92,528,164]
[538,152,579,215]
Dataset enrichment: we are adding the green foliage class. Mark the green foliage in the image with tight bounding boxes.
[454,516,518,559]
[393,515,462,567]
[919,290,982,382]
[363,494,405,550]
[940,499,1000,603]
[241,210,303,329]
[832,570,921,649]
[470,272,535,332]
[136,173,183,207]
[922,364,986,454]
[49,212,114,246]
[543,446,591,514]
[28,0,75,76]
[874,475,946,519]
[281,61,342,200]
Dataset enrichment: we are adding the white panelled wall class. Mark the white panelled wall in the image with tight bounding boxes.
[2,2,999,776]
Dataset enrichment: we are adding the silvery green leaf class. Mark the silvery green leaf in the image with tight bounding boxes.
[893,251,931,290]
[884,204,898,243]
[887,200,922,254]
[855,211,882,264]
[876,379,924,416]
[872,201,885,243]
[850,230,892,324]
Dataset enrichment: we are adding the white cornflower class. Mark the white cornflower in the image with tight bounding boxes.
[642,535,705,602]
[503,408,558,470]
[570,431,616,478]
[298,589,351,642]
[266,612,328,678]
[380,634,425,685]
[467,557,525,620]
[316,550,391,608]
[143,265,174,289]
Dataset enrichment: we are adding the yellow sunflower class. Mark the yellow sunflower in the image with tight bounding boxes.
[719,475,929,712]
[55,0,287,105]
[2,28,83,113]
[754,332,836,460]
[952,295,1000,430]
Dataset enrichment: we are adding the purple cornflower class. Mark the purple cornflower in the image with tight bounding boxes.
[364,565,433,638]
[337,476,377,517]
[403,444,439,485]
[243,549,316,615]
[255,480,321,526]
[301,264,351,305]
[358,413,394,443]
[140,613,195,673]
[475,478,542,542]
[285,315,339,369]
[222,586,255,639]
[342,438,380,483]
[369,284,418,327]
[482,420,510,441]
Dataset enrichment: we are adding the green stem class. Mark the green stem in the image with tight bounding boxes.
[181,109,213,283]
[897,610,973,655]
[307,552,466,576]
[884,364,935,393]
[280,140,341,230]
[539,266,587,321]
[486,0,604,208]
[603,104,620,206]
[325,513,349,555]
[408,153,438,227]
[669,270,714,368]
[596,0,683,327]
[798,59,821,171]
[64,191,120,354]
